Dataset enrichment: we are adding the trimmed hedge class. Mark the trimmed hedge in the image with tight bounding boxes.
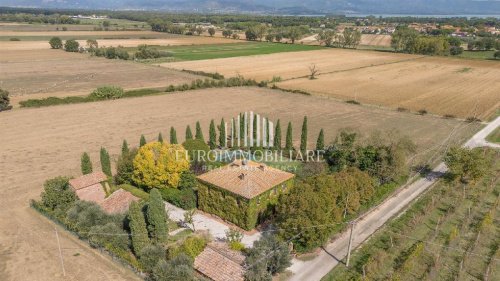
[159,187,197,210]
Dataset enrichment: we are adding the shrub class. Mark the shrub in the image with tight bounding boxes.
[133,142,190,189]
[139,244,166,273]
[64,39,80,52]
[443,114,456,119]
[397,107,408,112]
[449,46,464,56]
[88,86,124,100]
[89,222,130,251]
[0,88,12,112]
[346,100,361,105]
[417,109,428,115]
[466,116,481,123]
[49,37,63,49]
[134,44,171,59]
[151,254,195,281]
[40,176,77,213]
[495,51,500,60]
[9,37,20,41]
[159,187,196,210]
[168,235,208,259]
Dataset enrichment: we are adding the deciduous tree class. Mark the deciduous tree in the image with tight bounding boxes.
[133,142,190,189]
[49,37,62,49]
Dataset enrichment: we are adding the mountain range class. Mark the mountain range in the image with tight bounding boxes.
[1,0,500,15]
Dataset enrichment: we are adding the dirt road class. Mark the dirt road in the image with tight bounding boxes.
[288,116,500,281]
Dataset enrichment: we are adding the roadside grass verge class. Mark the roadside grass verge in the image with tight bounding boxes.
[486,127,500,144]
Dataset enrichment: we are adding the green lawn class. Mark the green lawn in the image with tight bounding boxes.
[458,50,498,60]
[132,42,323,62]
[486,127,500,143]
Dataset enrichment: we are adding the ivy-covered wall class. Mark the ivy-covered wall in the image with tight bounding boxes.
[197,178,294,230]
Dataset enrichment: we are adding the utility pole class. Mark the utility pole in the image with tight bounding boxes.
[346,221,356,267]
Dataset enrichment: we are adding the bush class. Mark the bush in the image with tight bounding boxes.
[168,235,208,259]
[417,109,428,115]
[134,44,171,60]
[64,39,79,52]
[9,37,20,41]
[159,187,197,210]
[449,46,464,56]
[88,86,124,100]
[495,50,500,59]
[151,254,195,281]
[89,222,130,251]
[49,37,63,49]
[139,244,166,273]
[0,88,12,112]
[41,176,77,213]
[346,100,361,105]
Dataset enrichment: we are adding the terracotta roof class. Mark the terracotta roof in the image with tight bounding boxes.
[101,189,140,214]
[75,183,106,204]
[194,242,245,281]
[69,172,107,190]
[197,160,294,199]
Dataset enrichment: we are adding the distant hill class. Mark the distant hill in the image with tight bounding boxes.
[1,0,500,15]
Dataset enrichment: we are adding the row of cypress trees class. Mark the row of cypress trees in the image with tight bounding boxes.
[80,116,327,175]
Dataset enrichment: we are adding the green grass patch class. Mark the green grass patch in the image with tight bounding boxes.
[486,127,500,143]
[132,42,322,62]
[458,50,497,60]
[117,184,150,201]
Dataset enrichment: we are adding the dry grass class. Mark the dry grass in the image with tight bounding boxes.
[0,87,479,280]
[0,35,242,50]
[359,34,392,47]
[277,56,500,119]
[0,49,198,105]
[163,48,419,81]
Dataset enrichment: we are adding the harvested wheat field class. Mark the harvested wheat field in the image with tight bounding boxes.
[162,48,421,81]
[277,56,500,119]
[0,49,198,105]
[0,35,241,50]
[0,87,480,280]
[359,34,392,47]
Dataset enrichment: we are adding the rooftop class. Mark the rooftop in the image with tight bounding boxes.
[197,160,294,199]
[101,189,140,214]
[69,171,107,190]
[194,242,245,281]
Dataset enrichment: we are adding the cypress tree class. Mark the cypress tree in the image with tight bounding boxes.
[81,152,92,175]
[157,132,163,143]
[274,119,282,150]
[266,119,270,147]
[140,135,146,147]
[170,127,178,144]
[240,113,244,142]
[316,129,325,151]
[209,120,217,149]
[128,202,150,256]
[121,140,129,156]
[100,147,112,177]
[300,116,308,153]
[285,121,293,151]
[219,118,226,147]
[185,125,193,141]
[147,189,169,243]
[195,121,205,142]
[253,114,257,142]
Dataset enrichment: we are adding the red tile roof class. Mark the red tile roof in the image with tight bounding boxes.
[101,189,140,214]
[197,160,295,199]
[69,171,107,190]
[194,242,245,281]
[75,183,106,203]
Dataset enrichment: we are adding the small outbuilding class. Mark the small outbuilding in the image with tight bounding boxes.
[197,160,295,230]
[69,171,109,203]
[69,172,138,214]
[194,242,245,281]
